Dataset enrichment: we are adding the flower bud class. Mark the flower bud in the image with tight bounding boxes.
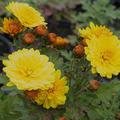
[59,117,68,120]
[35,25,48,36]
[48,33,57,43]
[73,44,85,56]
[54,37,69,46]
[23,33,35,44]
[89,80,100,90]
[116,112,120,119]
[25,90,39,101]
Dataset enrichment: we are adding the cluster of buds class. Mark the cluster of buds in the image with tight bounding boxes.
[0,18,69,47]
[23,25,48,44]
[48,33,69,46]
[23,25,69,46]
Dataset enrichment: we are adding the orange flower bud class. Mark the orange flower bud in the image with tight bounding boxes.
[89,80,100,90]
[25,90,39,101]
[81,39,87,46]
[54,37,69,46]
[48,33,69,46]
[23,33,35,44]
[48,33,57,43]
[73,44,85,56]
[59,116,68,120]
[35,25,48,36]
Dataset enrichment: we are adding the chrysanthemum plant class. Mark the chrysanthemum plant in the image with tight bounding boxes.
[1,2,120,120]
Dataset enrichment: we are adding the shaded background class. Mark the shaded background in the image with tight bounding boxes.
[0,0,120,36]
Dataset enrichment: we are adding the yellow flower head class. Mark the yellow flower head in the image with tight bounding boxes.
[0,18,23,36]
[79,22,112,39]
[6,2,46,28]
[85,35,120,78]
[3,48,55,90]
[26,70,69,109]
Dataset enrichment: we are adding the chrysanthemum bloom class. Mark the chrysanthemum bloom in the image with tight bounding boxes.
[26,70,69,109]
[6,2,46,28]
[0,18,23,36]
[85,35,120,78]
[3,48,55,90]
[79,22,112,40]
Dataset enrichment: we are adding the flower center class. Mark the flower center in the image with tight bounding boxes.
[24,68,33,77]
[47,88,54,94]
[101,50,113,61]
[8,22,22,35]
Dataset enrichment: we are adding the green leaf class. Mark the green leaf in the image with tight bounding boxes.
[96,80,120,102]
[0,74,8,84]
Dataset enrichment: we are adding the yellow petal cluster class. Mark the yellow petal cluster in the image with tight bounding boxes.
[79,22,112,40]
[3,48,55,90]
[26,70,69,109]
[85,35,120,78]
[0,18,23,36]
[6,2,46,28]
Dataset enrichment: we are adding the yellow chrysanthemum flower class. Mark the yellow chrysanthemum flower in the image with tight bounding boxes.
[3,48,55,90]
[25,70,69,109]
[0,18,23,36]
[79,22,112,39]
[6,2,46,28]
[85,35,120,78]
